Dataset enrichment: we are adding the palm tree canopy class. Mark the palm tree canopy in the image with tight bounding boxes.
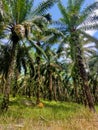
[57,0,98,32]
[0,0,59,41]
[2,0,58,23]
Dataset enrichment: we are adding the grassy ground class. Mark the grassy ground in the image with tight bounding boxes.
[0,96,98,130]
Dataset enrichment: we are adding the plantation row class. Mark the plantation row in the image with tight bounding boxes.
[0,0,98,112]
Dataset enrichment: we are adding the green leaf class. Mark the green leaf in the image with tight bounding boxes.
[28,39,48,60]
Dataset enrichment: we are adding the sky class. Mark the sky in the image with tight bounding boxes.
[36,0,98,39]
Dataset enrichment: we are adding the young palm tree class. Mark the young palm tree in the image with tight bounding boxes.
[1,0,59,111]
[57,0,98,112]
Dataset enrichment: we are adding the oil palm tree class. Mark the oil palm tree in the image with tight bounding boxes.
[28,21,64,103]
[42,47,62,101]
[57,0,98,112]
[0,0,59,111]
[0,43,35,96]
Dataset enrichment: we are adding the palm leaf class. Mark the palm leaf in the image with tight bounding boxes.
[28,39,48,60]
[80,2,98,24]
[3,0,34,23]
[79,23,98,30]
[31,0,58,16]
[73,0,84,8]
[81,1,98,16]
[67,0,73,12]
[80,30,98,44]
[58,1,70,25]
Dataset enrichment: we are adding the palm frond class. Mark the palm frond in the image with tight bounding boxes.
[28,39,48,60]
[58,1,70,25]
[51,20,66,28]
[43,28,65,44]
[80,2,98,23]
[92,15,98,22]
[6,0,34,23]
[79,23,98,30]
[80,30,98,44]
[1,0,11,22]
[31,15,49,28]
[73,0,84,7]
[31,0,58,16]
[67,0,73,12]
[88,54,98,68]
[84,48,96,55]
[81,2,98,14]
[51,20,67,33]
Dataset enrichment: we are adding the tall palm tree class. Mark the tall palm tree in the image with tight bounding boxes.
[0,0,59,111]
[57,0,98,112]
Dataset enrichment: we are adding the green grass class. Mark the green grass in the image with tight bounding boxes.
[0,96,98,130]
[0,96,83,120]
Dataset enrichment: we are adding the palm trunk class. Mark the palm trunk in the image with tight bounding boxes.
[53,79,57,101]
[76,52,95,112]
[71,31,95,112]
[12,68,19,97]
[36,42,41,104]
[1,43,17,111]
[57,79,62,100]
[73,78,78,102]
[48,68,53,101]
